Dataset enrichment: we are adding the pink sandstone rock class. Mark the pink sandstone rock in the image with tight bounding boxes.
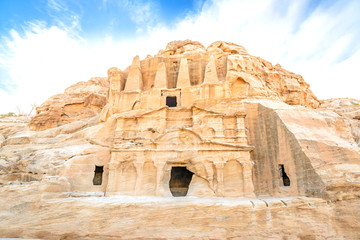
[29,77,108,131]
[0,40,358,239]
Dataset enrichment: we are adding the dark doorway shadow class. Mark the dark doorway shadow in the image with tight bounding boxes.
[169,167,193,196]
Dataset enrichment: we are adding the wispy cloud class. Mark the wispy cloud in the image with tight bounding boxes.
[47,0,67,12]
[46,0,82,34]
[128,1,155,25]
[103,0,159,29]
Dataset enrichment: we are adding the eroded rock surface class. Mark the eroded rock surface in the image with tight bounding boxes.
[245,99,360,200]
[99,40,319,123]
[0,40,359,239]
[29,77,108,131]
[321,98,360,147]
[0,194,358,240]
[0,116,108,186]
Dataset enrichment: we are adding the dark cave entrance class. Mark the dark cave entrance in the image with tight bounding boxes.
[166,96,177,107]
[279,164,290,187]
[169,167,194,197]
[93,165,104,186]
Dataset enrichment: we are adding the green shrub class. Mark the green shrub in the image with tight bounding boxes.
[0,112,16,118]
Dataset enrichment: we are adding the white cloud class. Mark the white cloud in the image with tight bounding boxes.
[47,0,67,12]
[145,0,360,99]
[0,0,359,114]
[0,23,86,113]
[0,21,159,114]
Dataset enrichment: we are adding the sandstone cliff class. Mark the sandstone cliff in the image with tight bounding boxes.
[245,99,360,200]
[134,40,320,106]
[321,98,360,147]
[30,40,320,131]
[0,40,359,240]
[29,77,108,131]
[1,101,359,239]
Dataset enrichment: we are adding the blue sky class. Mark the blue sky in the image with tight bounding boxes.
[0,0,359,114]
[0,0,201,43]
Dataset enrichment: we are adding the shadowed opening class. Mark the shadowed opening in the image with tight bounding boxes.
[169,167,193,196]
[279,164,290,187]
[93,165,104,186]
[166,96,177,107]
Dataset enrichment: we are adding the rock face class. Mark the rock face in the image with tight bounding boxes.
[321,98,360,147]
[0,115,107,186]
[0,40,359,239]
[0,116,30,139]
[1,193,359,240]
[245,99,360,200]
[29,77,108,131]
[122,40,319,107]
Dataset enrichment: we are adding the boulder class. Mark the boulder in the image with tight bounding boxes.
[29,77,108,131]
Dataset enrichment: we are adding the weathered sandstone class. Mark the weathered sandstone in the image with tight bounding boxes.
[0,40,359,239]
[1,189,359,240]
[321,98,360,147]
[0,116,30,138]
[245,99,360,200]
[29,77,108,131]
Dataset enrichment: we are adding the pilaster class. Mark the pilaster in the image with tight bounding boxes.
[240,161,256,197]
[153,62,167,89]
[214,161,226,196]
[153,161,166,196]
[105,161,120,196]
[124,55,143,91]
[133,160,145,195]
[176,58,191,88]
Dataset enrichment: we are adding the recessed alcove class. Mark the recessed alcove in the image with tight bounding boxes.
[93,165,104,186]
[166,96,177,107]
[169,167,194,196]
[279,164,290,187]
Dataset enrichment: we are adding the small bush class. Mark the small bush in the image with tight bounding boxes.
[0,112,16,118]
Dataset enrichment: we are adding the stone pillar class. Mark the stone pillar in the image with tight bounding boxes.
[124,55,143,91]
[214,161,226,197]
[176,58,191,88]
[236,115,247,141]
[154,161,166,196]
[241,161,256,197]
[204,161,214,189]
[203,56,218,84]
[133,160,144,195]
[108,67,124,112]
[100,67,123,122]
[105,161,120,196]
[153,62,167,89]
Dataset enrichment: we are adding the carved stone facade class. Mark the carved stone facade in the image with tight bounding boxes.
[74,40,324,198]
[99,43,259,197]
[106,108,255,197]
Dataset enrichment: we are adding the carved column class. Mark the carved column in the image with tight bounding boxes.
[213,161,226,197]
[105,160,120,196]
[133,160,144,195]
[241,161,256,197]
[154,161,166,196]
[203,160,214,189]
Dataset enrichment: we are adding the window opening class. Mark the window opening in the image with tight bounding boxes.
[93,165,104,185]
[169,167,193,196]
[279,164,290,186]
[166,96,177,107]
